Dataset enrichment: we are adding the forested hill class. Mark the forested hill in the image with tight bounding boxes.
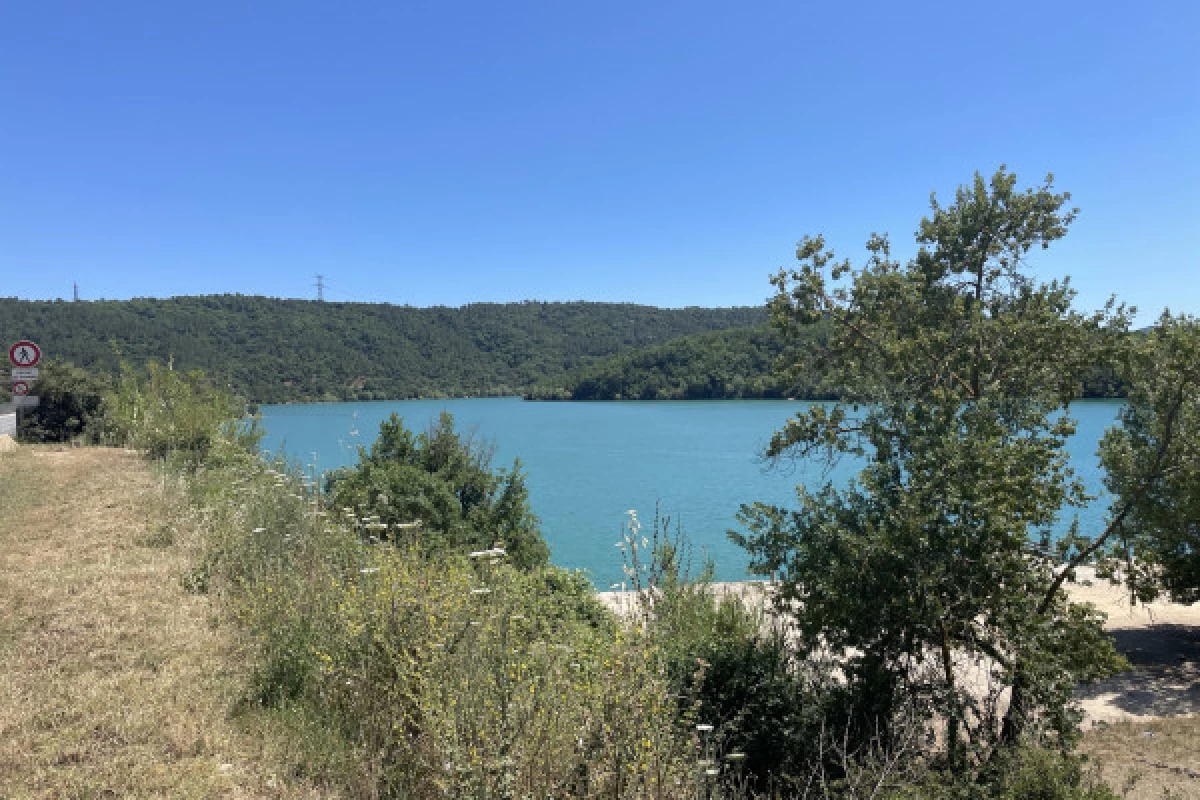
[525,325,795,400]
[525,323,1129,402]
[0,296,765,403]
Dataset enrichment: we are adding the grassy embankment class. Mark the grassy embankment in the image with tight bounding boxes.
[0,445,328,797]
[3,442,1199,798]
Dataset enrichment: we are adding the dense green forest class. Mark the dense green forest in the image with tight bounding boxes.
[0,296,764,403]
[527,322,1127,401]
[524,325,818,400]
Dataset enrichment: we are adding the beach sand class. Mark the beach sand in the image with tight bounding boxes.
[598,568,1200,724]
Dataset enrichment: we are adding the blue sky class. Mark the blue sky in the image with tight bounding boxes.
[2,1,1196,324]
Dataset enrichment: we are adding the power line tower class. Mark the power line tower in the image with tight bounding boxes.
[73,282,79,302]
[315,274,326,302]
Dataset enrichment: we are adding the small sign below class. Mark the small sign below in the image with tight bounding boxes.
[9,341,41,368]
[11,395,39,408]
[11,367,38,382]
[11,381,30,396]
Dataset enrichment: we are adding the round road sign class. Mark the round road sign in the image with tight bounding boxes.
[11,381,30,396]
[9,341,41,368]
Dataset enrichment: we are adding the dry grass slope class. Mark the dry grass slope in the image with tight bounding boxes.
[0,446,330,799]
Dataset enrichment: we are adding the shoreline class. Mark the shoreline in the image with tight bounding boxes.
[597,569,1200,725]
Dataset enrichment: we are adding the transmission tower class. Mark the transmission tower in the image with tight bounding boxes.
[315,274,326,302]
[73,282,79,302]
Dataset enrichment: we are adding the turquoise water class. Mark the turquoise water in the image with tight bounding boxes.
[258,398,1123,587]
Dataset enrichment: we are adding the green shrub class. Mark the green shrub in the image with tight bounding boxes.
[325,412,550,569]
[14,360,108,443]
[616,510,825,791]
[176,453,702,798]
[103,360,260,463]
[909,745,1119,800]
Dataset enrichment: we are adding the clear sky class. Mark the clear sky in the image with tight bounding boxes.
[2,1,1196,324]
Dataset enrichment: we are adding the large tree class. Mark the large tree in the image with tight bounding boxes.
[734,168,1199,773]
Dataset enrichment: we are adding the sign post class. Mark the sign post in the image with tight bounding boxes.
[8,340,42,433]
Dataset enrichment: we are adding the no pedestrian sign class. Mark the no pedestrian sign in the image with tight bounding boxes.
[9,341,41,368]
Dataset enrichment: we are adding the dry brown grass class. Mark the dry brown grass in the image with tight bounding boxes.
[0,446,332,799]
[1080,716,1200,799]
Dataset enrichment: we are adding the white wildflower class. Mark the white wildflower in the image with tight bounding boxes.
[469,547,506,559]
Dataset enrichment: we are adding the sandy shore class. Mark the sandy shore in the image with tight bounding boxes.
[598,568,1200,724]
[1067,568,1200,723]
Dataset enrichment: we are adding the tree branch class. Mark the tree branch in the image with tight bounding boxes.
[1037,379,1187,615]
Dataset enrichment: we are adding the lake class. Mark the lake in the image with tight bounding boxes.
[258,398,1123,587]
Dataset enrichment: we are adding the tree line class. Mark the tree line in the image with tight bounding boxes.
[0,296,765,404]
[527,322,1129,401]
[2,292,1128,407]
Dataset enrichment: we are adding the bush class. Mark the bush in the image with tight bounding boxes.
[175,454,705,798]
[14,360,108,443]
[616,510,834,792]
[325,412,550,569]
[909,745,1119,800]
[103,360,260,463]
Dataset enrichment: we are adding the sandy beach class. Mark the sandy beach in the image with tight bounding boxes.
[598,568,1200,724]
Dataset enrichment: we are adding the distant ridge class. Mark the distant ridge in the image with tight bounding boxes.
[0,295,765,403]
[526,325,796,400]
[526,321,1129,402]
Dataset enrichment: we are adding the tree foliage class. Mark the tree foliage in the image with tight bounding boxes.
[104,360,261,462]
[11,359,109,443]
[734,168,1198,774]
[526,325,800,401]
[325,412,550,570]
[1097,314,1200,603]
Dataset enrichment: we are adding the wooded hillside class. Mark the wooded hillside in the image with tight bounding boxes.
[525,325,799,400]
[0,296,764,403]
[527,322,1129,401]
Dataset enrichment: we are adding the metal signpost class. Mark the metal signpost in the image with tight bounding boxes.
[6,340,41,430]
